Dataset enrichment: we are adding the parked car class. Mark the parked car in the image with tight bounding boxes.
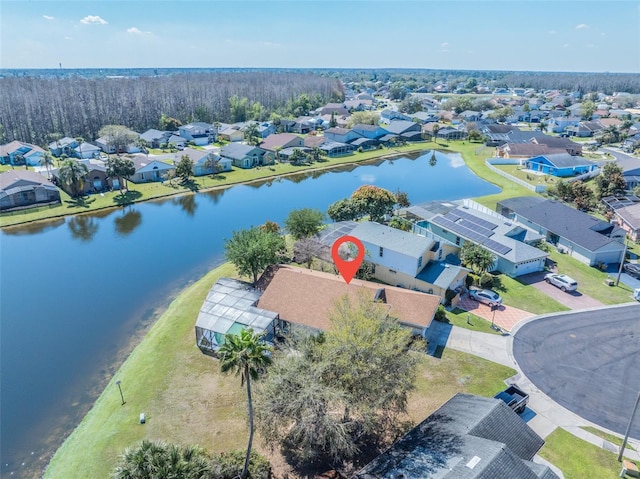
[495,384,529,414]
[623,263,640,278]
[544,273,578,292]
[634,288,640,301]
[469,289,502,306]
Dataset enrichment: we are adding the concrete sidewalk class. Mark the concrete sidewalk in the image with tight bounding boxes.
[425,321,640,462]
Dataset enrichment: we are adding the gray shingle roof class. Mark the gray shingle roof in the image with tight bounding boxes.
[220,143,263,161]
[355,394,557,479]
[530,153,594,169]
[351,221,435,258]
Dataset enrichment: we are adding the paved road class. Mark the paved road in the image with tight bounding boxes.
[513,304,640,438]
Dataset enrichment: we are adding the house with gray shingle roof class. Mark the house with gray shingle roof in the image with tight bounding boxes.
[0,170,60,211]
[355,393,559,479]
[220,143,272,169]
[0,141,46,166]
[177,147,231,175]
[497,196,625,267]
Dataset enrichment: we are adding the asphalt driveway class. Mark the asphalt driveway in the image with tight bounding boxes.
[518,271,603,309]
[512,304,640,438]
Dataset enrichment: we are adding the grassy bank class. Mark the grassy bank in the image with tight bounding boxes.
[43,261,516,479]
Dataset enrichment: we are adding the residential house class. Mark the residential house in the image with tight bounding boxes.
[51,158,113,194]
[218,127,244,143]
[546,116,581,134]
[411,200,548,277]
[497,196,625,267]
[410,111,439,124]
[319,141,354,157]
[48,137,78,156]
[166,135,187,149]
[178,122,215,146]
[74,142,102,159]
[292,116,317,134]
[316,221,468,299]
[437,126,467,140]
[178,147,231,175]
[354,393,559,479]
[220,143,272,169]
[95,136,141,155]
[0,141,46,166]
[379,109,411,124]
[0,170,61,211]
[565,121,603,138]
[352,123,389,140]
[530,136,583,155]
[602,196,640,242]
[259,133,305,154]
[349,137,379,151]
[323,127,361,144]
[277,119,297,133]
[496,142,567,159]
[384,120,422,138]
[139,129,172,148]
[458,110,482,122]
[524,153,597,178]
[128,155,176,183]
[319,103,349,116]
[344,99,373,111]
[256,265,441,337]
[622,133,640,153]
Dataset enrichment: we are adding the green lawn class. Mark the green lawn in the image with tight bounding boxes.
[549,250,636,304]
[494,274,570,314]
[581,426,637,453]
[539,428,636,479]
[44,261,517,479]
[443,308,502,335]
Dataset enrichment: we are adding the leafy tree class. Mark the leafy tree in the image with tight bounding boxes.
[571,180,595,211]
[399,97,423,114]
[459,242,496,274]
[113,440,211,479]
[106,156,136,195]
[549,179,574,202]
[244,123,260,146]
[293,236,322,269]
[309,146,326,163]
[394,189,410,208]
[346,111,380,128]
[159,114,182,131]
[260,220,280,234]
[210,450,271,479]
[580,100,596,120]
[285,208,325,240]
[350,185,396,222]
[327,198,359,222]
[219,329,272,479]
[255,292,419,465]
[176,154,194,182]
[329,111,337,128]
[39,150,55,178]
[389,82,407,100]
[58,158,88,197]
[595,162,626,199]
[98,125,138,153]
[224,226,285,285]
[289,148,308,165]
[467,129,483,142]
[229,95,250,122]
[388,216,412,232]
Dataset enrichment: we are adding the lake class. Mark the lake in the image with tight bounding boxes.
[0,151,499,478]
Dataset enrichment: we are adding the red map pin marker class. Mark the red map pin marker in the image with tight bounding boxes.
[331,235,365,284]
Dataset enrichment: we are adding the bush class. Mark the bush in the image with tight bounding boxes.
[444,288,457,306]
[479,272,494,289]
[465,274,475,289]
[434,305,448,322]
[210,450,272,479]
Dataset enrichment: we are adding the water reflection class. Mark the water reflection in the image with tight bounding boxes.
[203,187,227,204]
[67,215,99,242]
[114,209,143,236]
[2,217,65,236]
[173,194,198,217]
[429,150,438,167]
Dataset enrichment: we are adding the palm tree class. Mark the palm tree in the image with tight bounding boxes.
[244,123,260,146]
[75,137,84,159]
[432,124,440,145]
[40,151,55,179]
[218,328,272,479]
[58,158,88,197]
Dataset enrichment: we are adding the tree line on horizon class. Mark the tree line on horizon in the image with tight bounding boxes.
[0,71,343,145]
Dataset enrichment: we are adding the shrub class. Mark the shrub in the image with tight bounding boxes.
[479,272,494,289]
[465,274,475,289]
[434,305,448,322]
[210,450,272,479]
[444,288,457,306]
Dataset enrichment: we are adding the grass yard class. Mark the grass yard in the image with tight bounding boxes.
[44,262,517,479]
[581,426,638,453]
[495,274,570,314]
[444,308,502,335]
[539,428,637,479]
[549,250,636,304]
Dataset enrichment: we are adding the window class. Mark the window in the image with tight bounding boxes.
[417,256,423,268]
[455,236,461,246]
[379,247,384,257]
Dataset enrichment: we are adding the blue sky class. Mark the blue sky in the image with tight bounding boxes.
[1,1,639,72]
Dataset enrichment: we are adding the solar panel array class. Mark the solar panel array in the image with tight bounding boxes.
[432,210,512,256]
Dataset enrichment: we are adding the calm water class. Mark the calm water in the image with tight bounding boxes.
[0,152,499,477]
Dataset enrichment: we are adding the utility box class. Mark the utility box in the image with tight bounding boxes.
[139,413,146,424]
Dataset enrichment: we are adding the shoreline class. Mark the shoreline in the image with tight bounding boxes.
[0,146,435,229]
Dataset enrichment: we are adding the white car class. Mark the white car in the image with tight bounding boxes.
[544,273,578,292]
[469,289,502,307]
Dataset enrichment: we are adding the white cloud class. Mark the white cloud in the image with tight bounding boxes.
[64,36,73,40]
[43,15,55,20]
[548,30,556,35]
[127,27,151,35]
[80,15,108,25]
[562,43,570,48]
[575,23,589,30]
[440,42,449,48]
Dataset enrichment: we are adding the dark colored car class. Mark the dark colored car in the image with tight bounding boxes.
[623,263,640,278]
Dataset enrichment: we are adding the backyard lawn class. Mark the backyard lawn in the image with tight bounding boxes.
[495,274,570,315]
[43,262,517,479]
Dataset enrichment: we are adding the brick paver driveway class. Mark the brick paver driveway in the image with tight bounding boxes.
[457,296,534,332]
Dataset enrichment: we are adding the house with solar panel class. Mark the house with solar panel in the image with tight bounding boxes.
[406,200,548,277]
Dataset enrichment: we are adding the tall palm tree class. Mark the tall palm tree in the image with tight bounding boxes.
[432,124,440,145]
[58,158,88,197]
[40,151,55,179]
[75,137,84,159]
[218,328,272,479]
